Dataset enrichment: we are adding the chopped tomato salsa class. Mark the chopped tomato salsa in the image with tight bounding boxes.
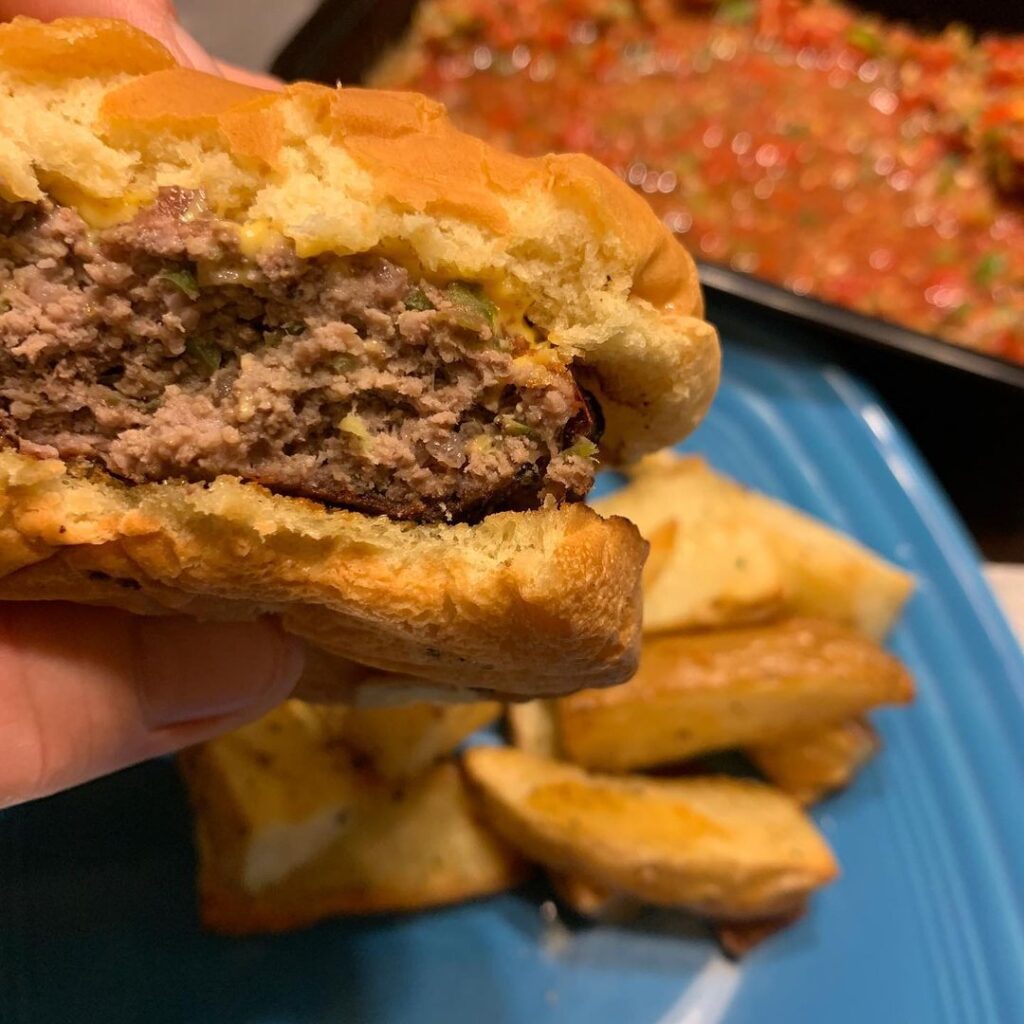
[380,0,1024,364]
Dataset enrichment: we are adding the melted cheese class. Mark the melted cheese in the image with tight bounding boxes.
[238,218,285,258]
[487,278,539,344]
[44,181,150,229]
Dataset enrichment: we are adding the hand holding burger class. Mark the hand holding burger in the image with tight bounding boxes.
[0,0,292,808]
[0,3,718,804]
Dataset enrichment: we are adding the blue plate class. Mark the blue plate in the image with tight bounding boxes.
[3,338,1023,1024]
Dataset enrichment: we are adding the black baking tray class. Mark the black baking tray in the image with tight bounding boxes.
[273,1,1024,559]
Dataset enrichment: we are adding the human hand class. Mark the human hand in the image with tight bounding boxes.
[0,1,301,808]
[0,604,303,807]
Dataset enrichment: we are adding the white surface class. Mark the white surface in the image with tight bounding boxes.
[176,0,319,71]
[985,563,1024,648]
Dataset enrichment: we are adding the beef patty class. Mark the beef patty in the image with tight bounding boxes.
[0,188,598,523]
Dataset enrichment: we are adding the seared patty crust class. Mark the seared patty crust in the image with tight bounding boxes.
[0,189,598,522]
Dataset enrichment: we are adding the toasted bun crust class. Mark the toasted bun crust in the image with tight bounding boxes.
[0,451,646,696]
[0,16,718,461]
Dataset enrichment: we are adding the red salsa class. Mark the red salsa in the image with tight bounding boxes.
[380,0,1024,364]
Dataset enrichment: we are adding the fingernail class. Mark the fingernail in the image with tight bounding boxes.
[134,618,304,729]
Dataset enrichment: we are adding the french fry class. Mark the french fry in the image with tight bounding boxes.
[182,712,527,934]
[463,747,838,920]
[505,700,560,759]
[747,718,881,805]
[553,618,913,772]
[343,700,501,781]
[598,456,913,638]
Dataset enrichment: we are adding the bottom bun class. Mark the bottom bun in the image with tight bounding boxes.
[0,450,646,697]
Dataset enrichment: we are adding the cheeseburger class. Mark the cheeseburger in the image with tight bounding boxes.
[0,18,719,698]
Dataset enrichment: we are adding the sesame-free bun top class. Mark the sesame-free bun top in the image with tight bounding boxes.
[0,17,719,463]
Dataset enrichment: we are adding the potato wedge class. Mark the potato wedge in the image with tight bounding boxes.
[506,704,637,917]
[343,701,500,781]
[463,747,838,919]
[506,700,560,759]
[599,456,913,638]
[549,871,613,916]
[178,700,355,895]
[554,618,913,772]
[547,871,641,920]
[642,519,679,593]
[183,727,527,934]
[599,457,786,632]
[747,718,880,805]
[501,708,828,928]
[716,904,807,958]
[742,488,913,641]
[294,644,495,705]
[292,644,381,703]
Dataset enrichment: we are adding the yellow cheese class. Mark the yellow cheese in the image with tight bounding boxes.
[487,278,539,344]
[238,218,285,258]
[44,180,150,229]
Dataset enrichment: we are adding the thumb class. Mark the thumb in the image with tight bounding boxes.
[0,603,303,807]
[0,0,220,72]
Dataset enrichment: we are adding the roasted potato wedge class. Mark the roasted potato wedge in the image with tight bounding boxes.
[343,700,501,781]
[502,707,828,930]
[294,644,494,705]
[548,860,805,949]
[549,871,615,917]
[642,519,679,593]
[463,747,838,919]
[178,700,355,895]
[182,708,527,934]
[553,618,913,772]
[599,456,913,639]
[506,700,560,759]
[747,718,881,805]
[547,871,642,920]
[599,457,786,632]
[292,644,381,703]
[716,904,807,958]
[742,486,913,641]
[506,704,632,917]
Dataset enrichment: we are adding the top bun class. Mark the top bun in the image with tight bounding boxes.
[0,16,718,463]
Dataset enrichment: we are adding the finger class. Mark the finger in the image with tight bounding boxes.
[215,59,283,91]
[167,18,220,74]
[0,0,219,73]
[0,603,303,807]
